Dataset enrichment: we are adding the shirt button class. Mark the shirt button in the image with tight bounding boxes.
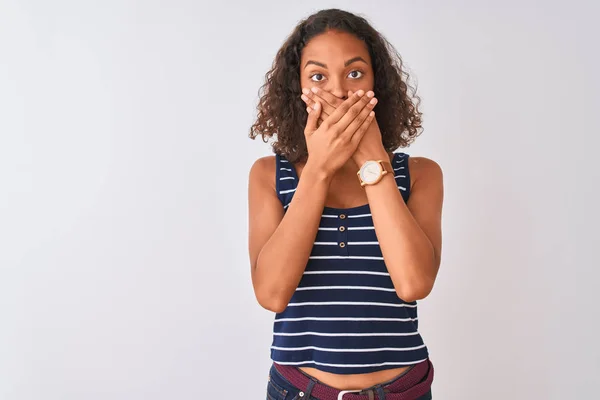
[340,214,346,219]
[339,226,345,232]
[339,242,346,248]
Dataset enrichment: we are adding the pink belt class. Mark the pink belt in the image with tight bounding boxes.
[273,359,433,400]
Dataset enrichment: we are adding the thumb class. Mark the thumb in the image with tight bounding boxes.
[304,101,322,135]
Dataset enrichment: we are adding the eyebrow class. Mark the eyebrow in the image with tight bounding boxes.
[304,56,368,70]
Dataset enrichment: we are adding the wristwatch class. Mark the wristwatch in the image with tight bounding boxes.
[357,160,392,187]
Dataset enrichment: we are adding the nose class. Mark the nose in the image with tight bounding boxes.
[329,86,347,100]
[327,77,348,100]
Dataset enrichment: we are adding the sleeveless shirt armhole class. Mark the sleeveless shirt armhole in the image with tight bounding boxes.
[274,154,286,207]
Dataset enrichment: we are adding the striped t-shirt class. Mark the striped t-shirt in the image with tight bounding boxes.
[270,152,429,375]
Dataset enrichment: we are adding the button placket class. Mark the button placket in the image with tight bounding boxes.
[338,214,349,256]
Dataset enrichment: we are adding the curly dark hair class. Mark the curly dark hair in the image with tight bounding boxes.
[248,8,423,164]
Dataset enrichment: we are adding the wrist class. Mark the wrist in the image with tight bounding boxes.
[353,148,390,169]
[302,160,334,185]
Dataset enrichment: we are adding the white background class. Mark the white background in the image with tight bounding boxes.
[1,1,599,398]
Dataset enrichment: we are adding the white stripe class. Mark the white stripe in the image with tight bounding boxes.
[303,270,388,276]
[394,175,406,178]
[272,344,426,352]
[398,186,407,191]
[348,213,371,218]
[280,159,289,163]
[284,203,290,208]
[271,358,428,368]
[296,285,395,292]
[280,168,292,171]
[280,176,295,181]
[317,227,338,231]
[321,214,338,218]
[288,301,414,308]
[313,242,338,245]
[280,188,296,194]
[348,226,374,231]
[395,158,405,164]
[273,331,419,337]
[308,255,383,260]
[393,166,405,171]
[274,317,417,322]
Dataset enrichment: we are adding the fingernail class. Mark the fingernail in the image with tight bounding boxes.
[301,94,308,101]
[370,98,378,105]
[311,87,319,94]
[367,91,374,98]
[313,102,319,109]
[357,90,365,96]
[302,88,309,95]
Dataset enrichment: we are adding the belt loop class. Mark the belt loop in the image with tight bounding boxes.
[375,386,386,400]
[303,379,316,398]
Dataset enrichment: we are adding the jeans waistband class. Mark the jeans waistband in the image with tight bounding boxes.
[273,359,434,400]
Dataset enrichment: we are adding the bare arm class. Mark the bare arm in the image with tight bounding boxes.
[361,154,444,302]
[248,156,332,313]
[300,89,443,302]
[248,91,377,312]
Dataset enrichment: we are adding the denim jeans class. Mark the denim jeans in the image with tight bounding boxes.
[266,363,433,400]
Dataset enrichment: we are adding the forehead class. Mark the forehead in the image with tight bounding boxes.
[301,30,370,65]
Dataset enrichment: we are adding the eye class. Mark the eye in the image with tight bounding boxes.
[309,73,324,82]
[348,70,364,79]
[308,70,365,82]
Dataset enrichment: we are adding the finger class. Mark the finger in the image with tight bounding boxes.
[332,91,376,134]
[301,94,332,120]
[302,88,336,117]
[316,114,326,126]
[349,111,376,147]
[321,90,366,132]
[306,87,342,110]
[340,97,377,142]
[304,101,322,136]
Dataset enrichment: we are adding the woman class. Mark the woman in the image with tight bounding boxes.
[248,8,443,400]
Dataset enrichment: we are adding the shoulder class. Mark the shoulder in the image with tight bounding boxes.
[250,155,277,174]
[249,155,277,190]
[406,155,443,190]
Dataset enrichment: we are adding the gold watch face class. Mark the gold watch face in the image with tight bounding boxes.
[359,161,383,184]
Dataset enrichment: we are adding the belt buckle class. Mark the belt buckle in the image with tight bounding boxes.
[337,389,363,400]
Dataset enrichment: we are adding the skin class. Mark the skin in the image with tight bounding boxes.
[248,29,444,390]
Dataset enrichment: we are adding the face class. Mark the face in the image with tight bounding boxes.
[300,30,374,100]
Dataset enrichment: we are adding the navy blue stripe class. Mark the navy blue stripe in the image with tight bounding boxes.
[272,334,425,351]
[270,347,429,367]
[275,304,415,320]
[289,287,403,304]
[298,273,395,289]
[273,318,420,335]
